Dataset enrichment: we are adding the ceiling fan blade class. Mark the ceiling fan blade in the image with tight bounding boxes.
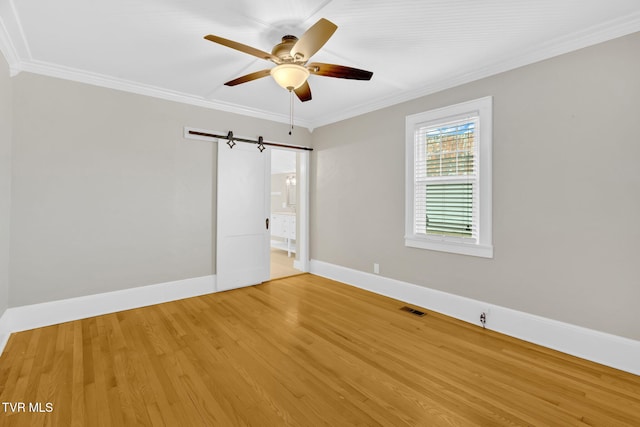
[308,62,373,80]
[224,69,272,86]
[204,35,280,63]
[290,18,337,61]
[294,81,312,102]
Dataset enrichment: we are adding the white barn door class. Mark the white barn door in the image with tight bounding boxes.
[217,141,270,291]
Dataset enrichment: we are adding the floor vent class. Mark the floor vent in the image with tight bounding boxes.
[400,306,426,317]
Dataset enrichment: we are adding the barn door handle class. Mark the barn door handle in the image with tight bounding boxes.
[266,218,269,230]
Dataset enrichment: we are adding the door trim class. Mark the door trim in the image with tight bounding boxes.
[295,149,310,273]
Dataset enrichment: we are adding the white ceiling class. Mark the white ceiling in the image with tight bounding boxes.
[1,1,639,129]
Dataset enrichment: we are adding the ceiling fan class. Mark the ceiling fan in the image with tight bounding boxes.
[204,18,373,102]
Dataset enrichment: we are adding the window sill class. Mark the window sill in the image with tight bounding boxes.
[405,237,493,258]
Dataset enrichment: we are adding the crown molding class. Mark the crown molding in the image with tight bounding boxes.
[16,59,314,129]
[309,11,640,129]
[3,9,639,130]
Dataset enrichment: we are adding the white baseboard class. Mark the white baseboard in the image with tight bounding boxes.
[310,259,640,376]
[0,275,216,355]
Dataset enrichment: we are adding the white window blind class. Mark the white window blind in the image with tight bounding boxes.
[414,117,479,242]
[405,96,492,258]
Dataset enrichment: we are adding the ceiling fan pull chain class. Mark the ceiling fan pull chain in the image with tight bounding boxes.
[289,90,294,135]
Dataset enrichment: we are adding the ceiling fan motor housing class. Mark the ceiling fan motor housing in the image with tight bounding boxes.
[272,35,300,62]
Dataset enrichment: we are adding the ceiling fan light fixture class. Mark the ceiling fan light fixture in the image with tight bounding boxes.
[270,64,310,91]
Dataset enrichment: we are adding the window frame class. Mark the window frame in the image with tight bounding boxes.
[405,96,493,258]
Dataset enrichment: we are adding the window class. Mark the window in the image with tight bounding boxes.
[405,96,493,258]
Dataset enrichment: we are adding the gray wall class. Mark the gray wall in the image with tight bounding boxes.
[3,32,639,342]
[310,32,640,341]
[0,51,11,315]
[9,73,310,306]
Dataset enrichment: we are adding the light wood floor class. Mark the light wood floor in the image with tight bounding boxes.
[270,247,299,279]
[1,274,639,426]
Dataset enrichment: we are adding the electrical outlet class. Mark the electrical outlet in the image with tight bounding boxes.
[373,263,379,274]
[480,312,487,328]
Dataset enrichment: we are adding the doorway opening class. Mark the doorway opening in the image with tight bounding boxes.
[270,149,303,279]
